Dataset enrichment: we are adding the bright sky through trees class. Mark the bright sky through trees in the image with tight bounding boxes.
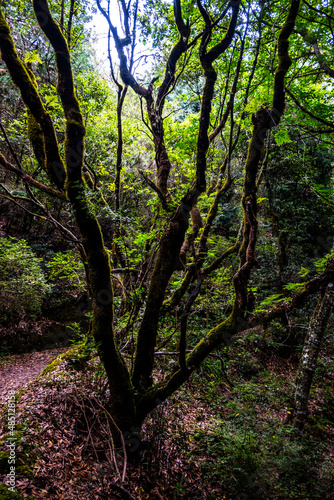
[88,1,155,78]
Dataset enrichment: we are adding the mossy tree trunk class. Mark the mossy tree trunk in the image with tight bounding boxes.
[34,0,136,430]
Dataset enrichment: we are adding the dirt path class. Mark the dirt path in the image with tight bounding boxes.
[0,347,68,406]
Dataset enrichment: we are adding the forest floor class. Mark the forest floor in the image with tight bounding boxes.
[0,332,333,500]
[0,348,69,406]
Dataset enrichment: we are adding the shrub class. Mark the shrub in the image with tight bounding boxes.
[0,237,51,322]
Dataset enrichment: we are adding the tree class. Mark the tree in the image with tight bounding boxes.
[0,0,333,446]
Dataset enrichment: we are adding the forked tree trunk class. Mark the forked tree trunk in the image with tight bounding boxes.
[289,283,334,433]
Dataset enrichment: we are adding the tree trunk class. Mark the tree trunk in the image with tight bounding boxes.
[67,0,75,50]
[289,283,334,433]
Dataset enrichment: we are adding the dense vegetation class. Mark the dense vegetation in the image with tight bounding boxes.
[0,0,333,498]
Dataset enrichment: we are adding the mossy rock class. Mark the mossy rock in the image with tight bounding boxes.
[39,356,63,376]
[39,344,87,377]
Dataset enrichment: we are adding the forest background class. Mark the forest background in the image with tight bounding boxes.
[0,0,333,498]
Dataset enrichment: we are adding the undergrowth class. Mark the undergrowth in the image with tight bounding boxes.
[0,325,333,499]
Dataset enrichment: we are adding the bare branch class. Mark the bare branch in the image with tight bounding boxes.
[0,153,66,199]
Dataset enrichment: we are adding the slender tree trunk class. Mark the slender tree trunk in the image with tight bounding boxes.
[67,0,75,49]
[60,0,65,31]
[115,86,127,211]
[289,283,334,433]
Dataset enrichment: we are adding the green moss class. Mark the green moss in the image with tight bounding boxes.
[27,111,46,169]
[67,118,85,132]
[39,357,62,376]
[0,429,40,480]
[39,345,89,377]
[0,484,36,499]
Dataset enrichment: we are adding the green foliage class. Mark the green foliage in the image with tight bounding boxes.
[24,50,42,65]
[0,237,50,322]
[67,322,86,345]
[198,426,260,492]
[274,127,293,146]
[138,0,176,48]
[75,71,109,117]
[263,140,334,276]
[315,247,334,274]
[255,293,285,312]
[298,266,310,277]
[283,282,305,293]
[46,251,86,292]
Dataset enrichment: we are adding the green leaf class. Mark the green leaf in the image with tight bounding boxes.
[255,294,285,312]
[274,129,292,146]
[283,283,305,293]
[24,50,42,65]
[298,267,309,277]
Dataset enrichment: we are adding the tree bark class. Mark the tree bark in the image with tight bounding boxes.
[67,0,75,50]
